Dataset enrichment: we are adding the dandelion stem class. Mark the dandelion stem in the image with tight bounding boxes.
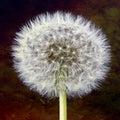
[59,90,67,120]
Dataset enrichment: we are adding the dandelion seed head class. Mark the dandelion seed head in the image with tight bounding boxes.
[12,11,111,98]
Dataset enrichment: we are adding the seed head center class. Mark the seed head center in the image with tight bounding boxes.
[46,42,78,66]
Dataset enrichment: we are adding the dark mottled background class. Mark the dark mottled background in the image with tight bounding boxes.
[0,0,120,120]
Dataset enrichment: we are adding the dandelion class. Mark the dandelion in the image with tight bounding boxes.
[12,11,111,120]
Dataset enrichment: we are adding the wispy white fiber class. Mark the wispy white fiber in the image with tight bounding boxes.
[12,11,111,98]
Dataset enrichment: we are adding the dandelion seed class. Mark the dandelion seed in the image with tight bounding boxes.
[12,11,111,97]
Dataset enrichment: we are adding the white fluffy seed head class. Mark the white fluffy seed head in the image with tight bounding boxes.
[12,11,111,98]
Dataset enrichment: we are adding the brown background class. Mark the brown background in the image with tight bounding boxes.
[0,0,120,120]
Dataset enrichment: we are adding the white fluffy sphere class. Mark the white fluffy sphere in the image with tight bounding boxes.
[12,11,111,98]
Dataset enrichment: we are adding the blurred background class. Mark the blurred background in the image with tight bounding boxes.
[0,0,120,120]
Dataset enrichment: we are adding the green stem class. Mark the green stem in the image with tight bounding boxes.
[59,90,67,120]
